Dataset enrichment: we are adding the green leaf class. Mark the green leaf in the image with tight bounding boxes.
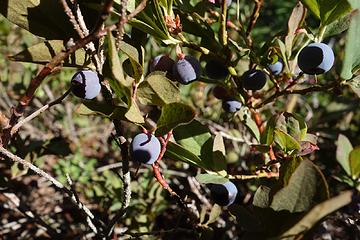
[271,160,320,212]
[276,112,307,142]
[9,40,91,67]
[107,33,132,101]
[124,101,144,124]
[137,72,181,106]
[323,13,352,38]
[341,6,360,79]
[165,142,206,168]
[117,41,144,82]
[336,134,353,176]
[172,120,213,169]
[75,102,116,117]
[346,75,360,97]
[301,0,352,25]
[301,0,320,19]
[156,103,196,136]
[196,173,228,184]
[260,115,278,145]
[349,147,360,179]
[274,129,301,154]
[238,107,260,142]
[212,133,227,171]
[285,2,307,58]
[0,0,78,39]
[205,204,222,225]
[253,185,271,208]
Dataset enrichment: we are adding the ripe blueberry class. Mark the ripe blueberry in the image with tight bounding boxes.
[208,181,238,206]
[71,70,101,100]
[205,59,228,80]
[173,55,201,84]
[268,60,283,75]
[241,69,267,90]
[130,133,161,165]
[212,86,229,99]
[222,99,242,113]
[297,42,334,75]
[149,55,175,73]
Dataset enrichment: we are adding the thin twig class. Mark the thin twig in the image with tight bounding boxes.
[0,146,104,237]
[246,0,263,46]
[0,0,115,147]
[11,88,72,135]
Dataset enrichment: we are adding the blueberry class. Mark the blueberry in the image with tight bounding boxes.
[268,60,283,75]
[241,69,267,90]
[149,55,175,73]
[208,181,238,206]
[130,133,161,165]
[173,55,201,84]
[297,42,334,75]
[222,99,242,113]
[71,70,101,100]
[205,59,229,79]
[212,0,232,8]
[212,86,229,99]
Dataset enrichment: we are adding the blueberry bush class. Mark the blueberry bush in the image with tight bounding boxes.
[0,0,359,239]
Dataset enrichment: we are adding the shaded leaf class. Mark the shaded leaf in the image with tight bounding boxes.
[156,103,195,135]
[9,40,91,67]
[346,75,360,98]
[137,72,180,106]
[253,185,271,208]
[0,0,78,39]
[238,107,260,142]
[324,12,352,38]
[118,41,144,82]
[271,160,324,212]
[196,173,228,184]
[107,33,132,101]
[336,134,353,176]
[281,190,353,237]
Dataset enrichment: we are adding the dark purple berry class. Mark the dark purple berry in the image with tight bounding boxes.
[71,70,101,100]
[212,86,229,99]
[241,69,267,91]
[149,55,175,73]
[130,133,161,165]
[222,100,242,113]
[297,43,334,75]
[268,60,283,75]
[208,181,238,206]
[173,55,201,84]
